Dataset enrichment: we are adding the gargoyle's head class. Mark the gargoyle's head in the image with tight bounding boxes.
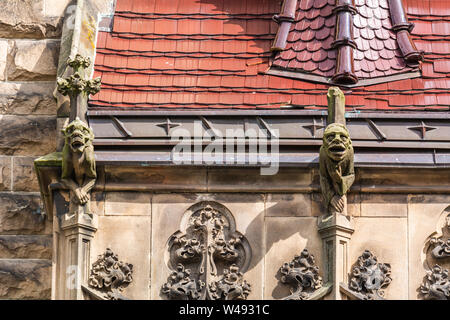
[62,117,94,153]
[323,123,352,162]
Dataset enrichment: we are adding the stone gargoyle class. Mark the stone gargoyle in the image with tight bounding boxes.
[61,117,97,207]
[319,122,355,216]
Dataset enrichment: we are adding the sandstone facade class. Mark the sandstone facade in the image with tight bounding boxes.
[0,0,70,300]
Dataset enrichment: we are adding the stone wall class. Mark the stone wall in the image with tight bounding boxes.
[0,0,72,299]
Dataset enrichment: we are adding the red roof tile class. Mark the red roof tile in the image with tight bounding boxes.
[90,0,450,111]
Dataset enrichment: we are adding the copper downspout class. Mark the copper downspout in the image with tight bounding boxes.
[332,0,358,84]
[388,0,423,65]
[271,0,298,51]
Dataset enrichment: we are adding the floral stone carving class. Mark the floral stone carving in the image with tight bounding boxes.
[419,265,450,300]
[88,248,133,300]
[419,211,449,300]
[162,201,252,300]
[279,249,323,300]
[341,250,392,300]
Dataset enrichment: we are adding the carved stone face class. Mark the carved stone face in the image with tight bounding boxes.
[323,123,351,161]
[63,118,94,153]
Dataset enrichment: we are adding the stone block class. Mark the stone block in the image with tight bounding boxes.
[0,40,7,81]
[104,166,208,192]
[0,0,64,39]
[407,195,450,300]
[0,193,50,235]
[265,193,312,217]
[0,235,52,259]
[207,167,313,192]
[0,259,51,299]
[360,193,407,217]
[0,156,11,191]
[151,193,265,300]
[0,82,57,115]
[13,157,39,192]
[92,216,151,300]
[264,217,322,300]
[8,40,59,81]
[105,192,151,216]
[0,115,56,156]
[350,217,408,299]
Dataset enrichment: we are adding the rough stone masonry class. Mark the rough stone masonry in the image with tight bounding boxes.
[0,0,71,299]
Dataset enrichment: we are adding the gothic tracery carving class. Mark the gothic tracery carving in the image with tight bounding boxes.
[278,249,323,300]
[88,248,133,300]
[162,201,252,300]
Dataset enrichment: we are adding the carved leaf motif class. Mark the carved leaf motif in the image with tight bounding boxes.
[346,250,391,300]
[278,249,323,300]
[419,264,450,300]
[162,201,252,300]
[88,248,133,300]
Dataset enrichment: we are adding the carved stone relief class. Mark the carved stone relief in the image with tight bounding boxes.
[319,122,355,217]
[419,212,450,300]
[340,250,392,300]
[278,249,324,300]
[85,248,133,300]
[161,201,252,300]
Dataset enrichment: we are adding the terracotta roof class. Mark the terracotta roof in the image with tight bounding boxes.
[89,0,450,111]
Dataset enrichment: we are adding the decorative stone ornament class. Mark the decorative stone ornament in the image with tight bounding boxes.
[419,212,449,300]
[278,249,324,300]
[60,117,96,215]
[419,265,450,300]
[57,54,101,122]
[162,201,252,300]
[340,250,392,300]
[86,248,133,300]
[317,87,355,300]
[319,88,355,217]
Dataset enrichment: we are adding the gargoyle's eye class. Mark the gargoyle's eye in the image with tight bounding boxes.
[342,136,347,141]
[326,135,334,142]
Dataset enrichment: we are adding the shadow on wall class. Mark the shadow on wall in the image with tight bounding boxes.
[244,198,318,300]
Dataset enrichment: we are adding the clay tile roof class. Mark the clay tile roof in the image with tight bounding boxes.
[89,0,450,111]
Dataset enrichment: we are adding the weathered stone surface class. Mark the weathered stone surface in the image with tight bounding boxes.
[0,0,67,39]
[0,193,50,235]
[0,156,11,191]
[351,217,408,299]
[360,193,407,217]
[13,157,39,192]
[8,40,60,81]
[105,192,151,216]
[0,40,7,81]
[264,217,323,299]
[207,168,313,192]
[104,166,208,192]
[266,193,313,217]
[407,195,450,299]
[0,259,51,299]
[93,216,151,300]
[0,82,57,115]
[0,235,52,259]
[0,115,56,156]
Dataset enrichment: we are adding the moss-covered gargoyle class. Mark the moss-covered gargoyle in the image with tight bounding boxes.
[319,88,355,216]
[61,117,96,205]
